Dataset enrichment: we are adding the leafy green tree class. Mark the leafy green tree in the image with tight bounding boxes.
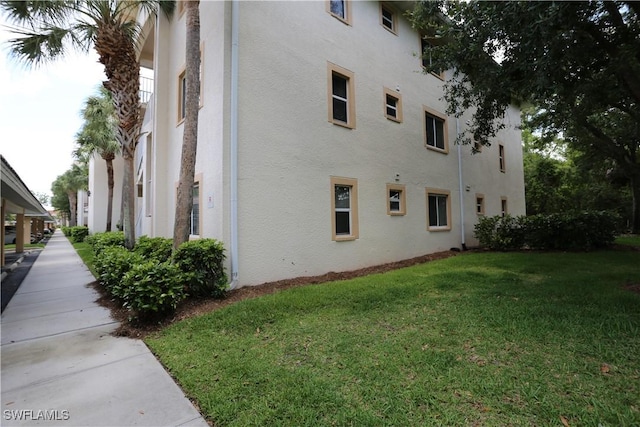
[75,86,120,232]
[173,0,201,250]
[1,0,174,248]
[33,192,49,207]
[411,1,640,232]
[51,164,87,227]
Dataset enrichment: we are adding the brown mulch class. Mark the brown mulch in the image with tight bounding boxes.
[90,250,460,339]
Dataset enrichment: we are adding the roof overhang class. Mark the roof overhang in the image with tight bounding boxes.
[1,155,53,220]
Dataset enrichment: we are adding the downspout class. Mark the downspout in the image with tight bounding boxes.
[229,0,240,288]
[456,117,467,250]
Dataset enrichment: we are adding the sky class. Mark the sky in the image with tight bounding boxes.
[0,14,105,209]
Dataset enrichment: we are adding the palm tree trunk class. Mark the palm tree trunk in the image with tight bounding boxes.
[67,191,78,227]
[96,25,143,249]
[173,0,201,250]
[105,157,115,232]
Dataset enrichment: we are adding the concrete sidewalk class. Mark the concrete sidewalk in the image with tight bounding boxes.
[1,231,209,426]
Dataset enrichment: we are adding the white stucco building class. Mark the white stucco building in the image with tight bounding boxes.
[88,0,526,288]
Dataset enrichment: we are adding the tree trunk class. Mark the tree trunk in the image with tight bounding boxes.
[67,191,78,227]
[173,0,201,251]
[631,173,640,234]
[105,156,115,232]
[95,23,143,249]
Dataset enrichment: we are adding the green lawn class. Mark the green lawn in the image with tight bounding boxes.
[616,235,640,247]
[148,250,640,426]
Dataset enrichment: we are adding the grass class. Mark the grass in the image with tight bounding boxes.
[72,241,96,277]
[616,235,640,247]
[146,250,640,426]
[3,243,46,250]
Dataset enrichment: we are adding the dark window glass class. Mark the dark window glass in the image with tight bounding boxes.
[426,114,445,149]
[382,7,393,30]
[386,94,397,118]
[330,0,345,18]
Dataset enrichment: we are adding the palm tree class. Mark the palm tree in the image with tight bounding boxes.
[74,86,120,232]
[173,0,201,250]
[1,0,174,249]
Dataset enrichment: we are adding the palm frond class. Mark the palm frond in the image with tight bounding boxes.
[0,0,75,27]
[5,26,74,66]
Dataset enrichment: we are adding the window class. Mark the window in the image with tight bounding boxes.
[420,37,444,79]
[380,3,397,34]
[178,70,187,122]
[331,177,359,241]
[387,184,406,216]
[190,182,201,236]
[424,107,448,153]
[499,144,506,172]
[501,197,508,217]
[145,134,153,217]
[327,0,351,24]
[475,194,485,215]
[177,45,204,124]
[426,188,451,231]
[384,87,402,123]
[328,63,356,129]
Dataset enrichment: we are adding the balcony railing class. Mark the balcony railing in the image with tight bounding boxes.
[140,75,153,104]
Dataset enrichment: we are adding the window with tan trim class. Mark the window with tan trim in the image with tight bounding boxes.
[331,176,359,241]
[501,197,508,217]
[424,106,448,153]
[177,45,204,125]
[327,0,351,25]
[175,173,203,237]
[384,87,402,123]
[387,183,406,216]
[328,63,356,129]
[475,194,485,215]
[499,144,506,172]
[426,188,451,231]
[380,3,397,34]
[420,37,445,80]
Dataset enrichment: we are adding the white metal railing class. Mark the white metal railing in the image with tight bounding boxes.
[139,76,153,104]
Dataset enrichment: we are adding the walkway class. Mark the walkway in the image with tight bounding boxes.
[1,231,209,426]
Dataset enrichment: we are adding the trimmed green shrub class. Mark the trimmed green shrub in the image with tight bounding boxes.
[121,261,187,318]
[474,215,525,251]
[94,246,144,298]
[67,226,89,243]
[61,226,71,237]
[474,210,621,251]
[86,231,125,256]
[174,239,228,298]
[134,236,173,262]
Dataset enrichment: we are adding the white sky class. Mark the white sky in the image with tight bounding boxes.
[0,15,105,209]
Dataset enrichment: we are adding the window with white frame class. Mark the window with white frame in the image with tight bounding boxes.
[475,194,485,215]
[499,144,506,172]
[380,3,397,34]
[426,188,451,230]
[421,37,444,79]
[190,182,200,236]
[501,197,508,217]
[331,176,358,240]
[384,88,402,122]
[328,63,356,129]
[424,107,448,152]
[328,0,350,24]
[387,183,406,215]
